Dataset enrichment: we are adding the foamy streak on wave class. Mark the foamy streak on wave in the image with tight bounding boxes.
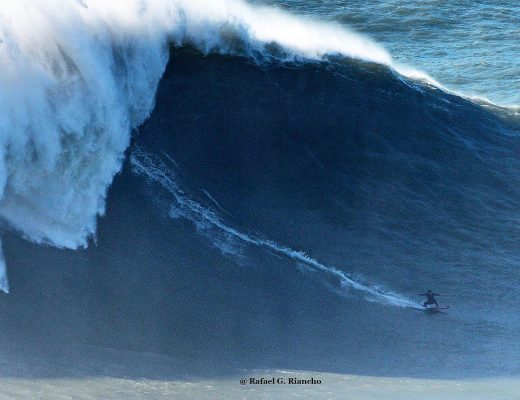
[130,149,418,308]
[0,241,7,293]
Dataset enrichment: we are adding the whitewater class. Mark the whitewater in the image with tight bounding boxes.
[0,0,446,296]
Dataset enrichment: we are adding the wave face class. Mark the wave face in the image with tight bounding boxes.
[131,48,520,376]
[2,0,520,379]
[137,48,520,315]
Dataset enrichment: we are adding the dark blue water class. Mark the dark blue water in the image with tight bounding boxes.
[2,46,520,379]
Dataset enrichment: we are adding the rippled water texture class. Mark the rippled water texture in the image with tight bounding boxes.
[254,0,520,106]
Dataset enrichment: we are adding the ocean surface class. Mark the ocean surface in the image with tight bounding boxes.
[0,0,519,398]
[253,0,520,106]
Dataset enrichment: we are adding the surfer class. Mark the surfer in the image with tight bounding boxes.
[418,290,439,307]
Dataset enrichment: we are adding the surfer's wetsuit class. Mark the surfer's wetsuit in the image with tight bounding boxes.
[419,291,439,307]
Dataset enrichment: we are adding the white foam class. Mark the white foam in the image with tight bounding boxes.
[0,0,176,290]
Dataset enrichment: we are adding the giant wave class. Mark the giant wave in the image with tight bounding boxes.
[0,0,426,294]
[0,0,520,378]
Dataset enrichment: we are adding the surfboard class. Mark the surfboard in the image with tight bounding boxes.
[423,305,449,312]
[410,305,449,312]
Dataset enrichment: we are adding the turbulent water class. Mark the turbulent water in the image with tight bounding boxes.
[1,0,520,394]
